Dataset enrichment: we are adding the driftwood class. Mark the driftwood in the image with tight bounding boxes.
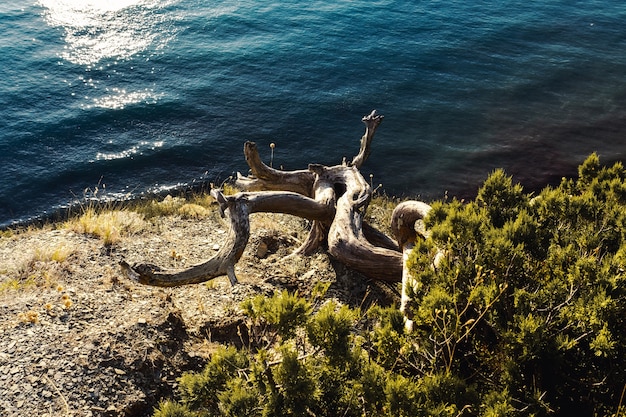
[120,110,432,323]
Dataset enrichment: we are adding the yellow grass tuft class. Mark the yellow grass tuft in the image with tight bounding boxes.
[140,195,186,218]
[221,183,240,196]
[1,240,76,293]
[136,193,217,219]
[178,203,211,219]
[189,193,216,207]
[67,208,146,245]
[34,242,75,263]
[18,310,39,324]
[0,279,21,292]
[0,229,13,238]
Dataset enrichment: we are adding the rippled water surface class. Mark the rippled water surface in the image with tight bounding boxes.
[2,1,626,226]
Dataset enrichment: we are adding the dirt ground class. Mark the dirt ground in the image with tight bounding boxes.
[0,207,399,416]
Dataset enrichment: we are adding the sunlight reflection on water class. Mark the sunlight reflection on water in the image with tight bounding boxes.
[39,0,177,109]
[95,140,164,161]
[90,87,162,109]
[39,0,174,66]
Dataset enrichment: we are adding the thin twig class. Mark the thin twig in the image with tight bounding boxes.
[42,373,70,416]
[616,382,626,416]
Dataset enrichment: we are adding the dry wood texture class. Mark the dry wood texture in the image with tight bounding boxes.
[122,110,433,319]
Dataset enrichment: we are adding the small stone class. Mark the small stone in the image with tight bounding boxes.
[212,244,220,251]
[137,318,147,325]
[256,242,268,258]
[113,368,126,375]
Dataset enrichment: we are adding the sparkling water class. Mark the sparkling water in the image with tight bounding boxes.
[2,0,626,226]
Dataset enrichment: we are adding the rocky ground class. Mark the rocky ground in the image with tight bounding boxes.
[0,205,398,416]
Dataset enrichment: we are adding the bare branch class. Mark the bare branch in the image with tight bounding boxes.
[121,190,335,287]
[350,110,384,169]
[120,189,249,287]
[236,141,315,196]
[391,200,432,248]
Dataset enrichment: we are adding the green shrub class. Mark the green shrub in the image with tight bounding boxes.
[152,401,194,417]
[154,154,626,417]
[405,153,626,416]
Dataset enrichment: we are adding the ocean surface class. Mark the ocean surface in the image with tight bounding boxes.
[2,0,626,227]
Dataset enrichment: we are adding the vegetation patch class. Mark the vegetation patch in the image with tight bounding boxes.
[66,208,146,245]
[153,154,626,417]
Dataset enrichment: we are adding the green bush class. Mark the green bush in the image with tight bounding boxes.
[154,154,626,417]
[405,153,626,416]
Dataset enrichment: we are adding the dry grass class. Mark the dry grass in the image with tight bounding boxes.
[137,194,216,219]
[66,208,146,245]
[18,310,40,324]
[2,260,60,293]
[0,239,77,294]
[34,242,75,263]
[221,183,240,196]
[178,203,211,219]
[0,229,14,238]
[367,193,399,235]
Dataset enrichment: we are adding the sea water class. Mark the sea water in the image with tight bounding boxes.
[2,0,626,227]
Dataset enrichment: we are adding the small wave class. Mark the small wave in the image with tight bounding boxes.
[88,87,163,110]
[94,140,164,161]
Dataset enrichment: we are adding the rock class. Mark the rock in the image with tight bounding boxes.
[256,242,269,258]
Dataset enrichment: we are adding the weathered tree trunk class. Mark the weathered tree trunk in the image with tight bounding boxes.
[390,201,433,330]
[121,111,433,311]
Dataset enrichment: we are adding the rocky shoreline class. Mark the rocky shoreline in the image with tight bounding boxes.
[0,209,396,416]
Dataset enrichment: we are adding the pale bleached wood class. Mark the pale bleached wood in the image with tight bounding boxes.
[122,111,434,300]
[236,141,315,196]
[324,164,403,282]
[390,200,432,248]
[121,190,335,287]
[390,200,434,331]
[349,109,384,169]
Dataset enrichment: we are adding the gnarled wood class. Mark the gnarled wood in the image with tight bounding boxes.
[122,109,436,326]
[120,188,248,287]
[121,190,335,286]
[321,164,403,282]
[350,110,384,169]
[390,200,433,330]
[236,141,315,196]
[391,200,432,248]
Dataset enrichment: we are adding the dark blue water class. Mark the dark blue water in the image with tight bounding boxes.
[2,0,626,227]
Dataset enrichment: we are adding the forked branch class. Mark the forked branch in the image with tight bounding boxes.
[121,110,434,305]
